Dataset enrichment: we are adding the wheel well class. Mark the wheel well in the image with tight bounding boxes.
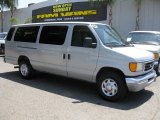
[96,67,125,81]
[18,56,30,65]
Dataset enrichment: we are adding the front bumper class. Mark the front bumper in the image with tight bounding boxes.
[125,70,156,92]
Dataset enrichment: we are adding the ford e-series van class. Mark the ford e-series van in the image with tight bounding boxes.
[4,22,157,101]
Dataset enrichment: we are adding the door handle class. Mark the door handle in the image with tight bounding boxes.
[63,53,65,59]
[68,54,71,60]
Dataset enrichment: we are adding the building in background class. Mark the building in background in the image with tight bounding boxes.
[1,0,160,36]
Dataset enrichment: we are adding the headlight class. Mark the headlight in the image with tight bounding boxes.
[129,62,143,72]
[154,53,159,61]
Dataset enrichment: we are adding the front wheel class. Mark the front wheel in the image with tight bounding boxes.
[0,49,4,54]
[97,72,127,101]
[156,62,160,76]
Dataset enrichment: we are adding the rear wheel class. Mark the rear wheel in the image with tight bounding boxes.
[19,61,34,79]
[97,72,127,101]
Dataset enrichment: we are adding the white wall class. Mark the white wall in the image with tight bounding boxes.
[1,0,160,36]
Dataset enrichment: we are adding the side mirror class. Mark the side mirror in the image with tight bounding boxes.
[83,37,97,48]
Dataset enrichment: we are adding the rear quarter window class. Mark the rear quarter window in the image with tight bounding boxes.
[14,26,40,43]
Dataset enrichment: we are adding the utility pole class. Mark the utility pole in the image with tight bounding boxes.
[0,5,4,32]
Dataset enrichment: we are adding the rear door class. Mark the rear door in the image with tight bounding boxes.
[5,27,16,64]
[67,25,99,81]
[13,26,40,67]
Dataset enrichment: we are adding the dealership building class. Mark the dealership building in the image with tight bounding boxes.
[1,0,160,36]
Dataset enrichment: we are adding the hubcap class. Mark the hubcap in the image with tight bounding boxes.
[20,64,28,76]
[101,79,118,97]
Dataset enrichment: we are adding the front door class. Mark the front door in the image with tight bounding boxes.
[67,25,99,81]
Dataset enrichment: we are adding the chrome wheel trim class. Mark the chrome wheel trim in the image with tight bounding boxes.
[20,64,28,76]
[101,78,118,97]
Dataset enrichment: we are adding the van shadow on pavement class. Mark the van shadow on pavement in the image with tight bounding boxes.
[0,71,154,110]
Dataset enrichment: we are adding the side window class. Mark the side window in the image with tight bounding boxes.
[71,26,96,48]
[6,28,15,41]
[39,26,68,45]
[14,26,40,43]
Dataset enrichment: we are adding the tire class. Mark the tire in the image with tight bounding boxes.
[0,49,3,54]
[1,49,4,54]
[19,61,34,79]
[156,61,160,76]
[97,72,127,101]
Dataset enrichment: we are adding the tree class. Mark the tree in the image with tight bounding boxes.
[89,0,115,26]
[24,17,32,24]
[135,0,142,30]
[0,0,18,32]
[10,16,18,25]
[10,0,18,18]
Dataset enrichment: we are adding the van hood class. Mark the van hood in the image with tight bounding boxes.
[112,47,154,62]
[133,44,160,53]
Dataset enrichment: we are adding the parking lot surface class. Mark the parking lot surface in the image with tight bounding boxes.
[0,55,160,120]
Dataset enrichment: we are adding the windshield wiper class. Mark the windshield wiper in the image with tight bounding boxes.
[140,41,159,45]
[132,41,159,45]
[105,43,129,47]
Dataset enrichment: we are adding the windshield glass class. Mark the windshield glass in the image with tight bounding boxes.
[128,33,158,43]
[0,33,7,40]
[92,25,125,47]
[157,34,160,42]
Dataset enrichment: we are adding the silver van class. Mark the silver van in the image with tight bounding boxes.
[127,31,160,75]
[4,22,157,101]
[0,32,7,54]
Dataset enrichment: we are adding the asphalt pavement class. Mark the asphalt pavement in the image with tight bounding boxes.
[0,55,160,120]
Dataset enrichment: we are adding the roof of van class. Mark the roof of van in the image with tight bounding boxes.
[12,22,107,27]
[129,31,160,34]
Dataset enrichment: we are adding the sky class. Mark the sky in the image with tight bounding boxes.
[18,0,48,8]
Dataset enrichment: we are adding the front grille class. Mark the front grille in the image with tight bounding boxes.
[144,62,154,71]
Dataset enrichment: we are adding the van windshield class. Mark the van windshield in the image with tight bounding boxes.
[157,34,160,42]
[92,25,126,47]
[128,33,157,43]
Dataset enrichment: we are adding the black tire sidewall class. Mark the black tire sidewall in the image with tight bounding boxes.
[97,72,127,101]
[156,61,160,76]
[0,49,3,54]
[19,61,33,79]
